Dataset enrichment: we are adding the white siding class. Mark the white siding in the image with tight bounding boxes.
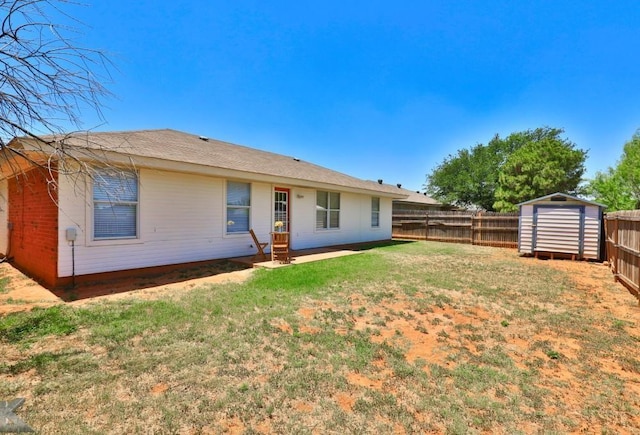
[57,170,393,278]
[518,204,534,254]
[57,169,274,277]
[518,200,602,260]
[535,207,581,254]
[288,189,391,250]
[583,206,602,259]
[0,179,7,255]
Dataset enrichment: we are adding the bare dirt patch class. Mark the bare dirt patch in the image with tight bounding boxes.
[3,244,640,433]
[0,261,254,315]
[0,263,63,315]
[294,253,640,432]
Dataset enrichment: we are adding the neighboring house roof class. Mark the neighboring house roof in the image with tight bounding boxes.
[393,188,441,206]
[517,192,606,208]
[11,129,407,197]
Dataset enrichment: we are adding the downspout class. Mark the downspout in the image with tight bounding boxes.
[71,239,75,288]
[65,227,77,288]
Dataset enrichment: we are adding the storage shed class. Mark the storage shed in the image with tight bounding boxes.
[518,193,605,260]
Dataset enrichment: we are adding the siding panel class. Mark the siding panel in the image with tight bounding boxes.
[58,169,393,278]
[518,205,534,254]
[59,169,275,276]
[535,207,581,254]
[518,196,603,261]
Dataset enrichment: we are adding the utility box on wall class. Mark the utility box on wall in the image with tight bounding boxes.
[518,193,606,261]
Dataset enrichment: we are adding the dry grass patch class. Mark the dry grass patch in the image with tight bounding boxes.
[1,241,640,433]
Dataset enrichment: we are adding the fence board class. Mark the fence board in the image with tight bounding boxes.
[604,210,640,301]
[392,210,518,248]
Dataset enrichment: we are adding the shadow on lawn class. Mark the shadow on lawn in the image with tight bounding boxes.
[52,239,417,302]
[52,260,250,302]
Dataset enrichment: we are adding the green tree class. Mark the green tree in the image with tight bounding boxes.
[425,133,528,210]
[617,131,640,208]
[587,130,640,210]
[425,127,580,211]
[425,144,500,210]
[586,168,635,211]
[493,130,587,211]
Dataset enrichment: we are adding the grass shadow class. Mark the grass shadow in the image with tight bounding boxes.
[52,260,250,302]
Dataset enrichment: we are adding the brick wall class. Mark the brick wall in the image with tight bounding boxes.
[8,167,59,288]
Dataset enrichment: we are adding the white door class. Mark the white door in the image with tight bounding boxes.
[274,188,290,232]
[534,206,582,255]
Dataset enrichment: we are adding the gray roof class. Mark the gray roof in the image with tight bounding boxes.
[19,129,406,197]
[517,192,606,208]
[393,188,441,205]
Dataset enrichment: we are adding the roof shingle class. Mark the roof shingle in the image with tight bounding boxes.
[31,129,406,196]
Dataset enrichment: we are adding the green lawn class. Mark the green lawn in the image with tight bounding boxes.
[1,241,639,434]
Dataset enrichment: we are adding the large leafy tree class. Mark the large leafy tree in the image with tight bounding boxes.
[425,144,498,210]
[425,127,584,211]
[493,130,587,211]
[587,168,635,211]
[587,130,640,210]
[425,133,526,210]
[617,131,640,207]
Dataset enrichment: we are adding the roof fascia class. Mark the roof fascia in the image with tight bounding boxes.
[60,149,406,198]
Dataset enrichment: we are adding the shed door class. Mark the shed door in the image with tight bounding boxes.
[533,206,584,255]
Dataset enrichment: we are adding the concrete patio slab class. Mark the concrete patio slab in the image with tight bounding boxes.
[253,249,362,268]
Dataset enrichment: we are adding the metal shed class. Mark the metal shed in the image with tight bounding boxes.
[518,193,605,260]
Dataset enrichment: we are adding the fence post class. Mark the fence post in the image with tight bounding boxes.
[637,244,640,307]
[613,216,619,279]
[425,213,429,241]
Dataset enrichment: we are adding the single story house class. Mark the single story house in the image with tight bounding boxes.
[392,188,443,213]
[0,129,406,288]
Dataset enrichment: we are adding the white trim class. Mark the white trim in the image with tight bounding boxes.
[86,168,142,247]
[315,190,341,231]
[371,196,380,228]
[223,179,252,237]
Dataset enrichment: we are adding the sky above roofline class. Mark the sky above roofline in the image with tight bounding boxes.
[45,1,640,192]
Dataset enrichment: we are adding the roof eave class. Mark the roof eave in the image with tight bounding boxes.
[517,192,607,208]
[52,148,407,197]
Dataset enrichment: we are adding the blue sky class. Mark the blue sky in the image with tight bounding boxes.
[64,1,640,191]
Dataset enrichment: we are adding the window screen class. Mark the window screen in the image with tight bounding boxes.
[93,170,138,239]
[227,181,251,233]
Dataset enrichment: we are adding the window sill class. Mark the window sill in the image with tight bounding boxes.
[225,231,250,237]
[87,237,144,247]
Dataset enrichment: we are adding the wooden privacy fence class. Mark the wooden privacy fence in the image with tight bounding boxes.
[392,210,519,248]
[604,210,640,299]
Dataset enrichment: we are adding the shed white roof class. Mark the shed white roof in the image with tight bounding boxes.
[517,192,606,208]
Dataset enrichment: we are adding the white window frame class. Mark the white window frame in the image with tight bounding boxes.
[371,197,380,228]
[226,181,251,234]
[91,168,139,242]
[316,190,340,230]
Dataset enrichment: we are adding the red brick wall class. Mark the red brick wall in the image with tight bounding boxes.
[8,167,59,288]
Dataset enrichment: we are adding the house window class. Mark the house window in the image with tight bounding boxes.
[227,181,251,233]
[93,169,138,239]
[371,197,380,227]
[316,191,340,229]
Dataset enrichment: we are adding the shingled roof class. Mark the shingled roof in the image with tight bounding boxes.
[20,129,405,196]
[394,188,441,206]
